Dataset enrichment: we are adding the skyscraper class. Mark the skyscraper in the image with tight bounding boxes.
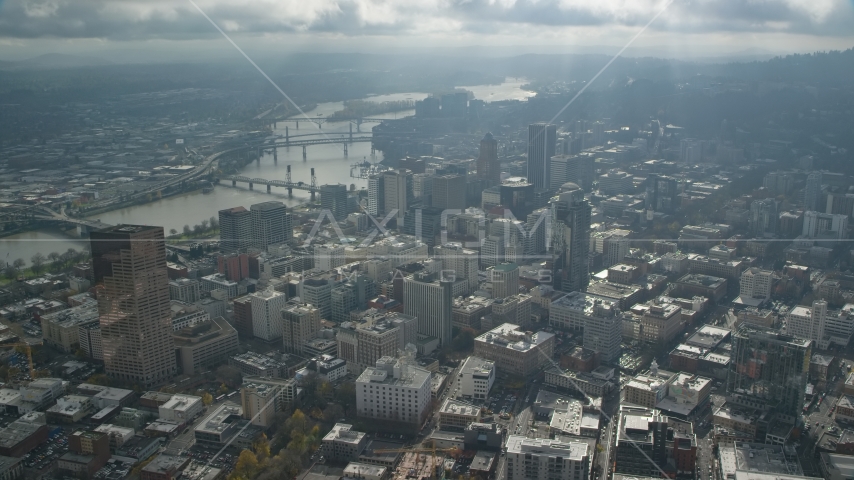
[403,272,453,346]
[250,288,289,343]
[434,243,479,295]
[487,263,519,299]
[90,225,176,387]
[367,174,384,216]
[476,132,500,186]
[551,183,592,293]
[383,169,413,224]
[218,206,252,254]
[432,175,466,211]
[728,324,811,418]
[251,201,292,251]
[402,206,443,247]
[320,184,349,221]
[527,123,556,191]
[645,174,679,213]
[804,171,823,211]
[749,198,778,237]
[281,300,321,354]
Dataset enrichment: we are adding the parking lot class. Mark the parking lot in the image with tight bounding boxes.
[94,460,131,479]
[23,429,68,471]
[182,445,238,471]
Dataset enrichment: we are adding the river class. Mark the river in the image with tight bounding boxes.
[0,230,88,266]
[3,79,534,263]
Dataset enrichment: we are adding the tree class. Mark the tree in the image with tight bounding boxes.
[87,374,110,386]
[253,433,271,462]
[12,259,25,271]
[285,409,309,436]
[335,382,357,414]
[317,380,333,399]
[233,449,259,479]
[209,216,219,229]
[30,253,45,275]
[218,383,229,395]
[47,252,61,272]
[256,451,301,480]
[216,365,243,388]
[4,265,17,280]
[668,221,682,234]
[169,228,178,236]
[202,392,213,406]
[201,219,209,230]
[322,403,345,423]
[193,224,203,235]
[183,224,191,235]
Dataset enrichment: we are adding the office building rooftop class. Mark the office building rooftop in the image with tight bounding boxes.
[505,434,588,460]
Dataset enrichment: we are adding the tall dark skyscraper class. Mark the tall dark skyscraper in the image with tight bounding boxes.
[218,206,252,254]
[551,183,591,293]
[90,225,176,387]
[403,271,453,347]
[645,174,679,214]
[320,184,349,220]
[527,123,556,191]
[804,171,822,211]
[432,175,466,210]
[728,324,811,418]
[476,132,500,186]
[250,201,292,251]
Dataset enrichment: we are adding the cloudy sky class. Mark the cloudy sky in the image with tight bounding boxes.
[0,0,852,61]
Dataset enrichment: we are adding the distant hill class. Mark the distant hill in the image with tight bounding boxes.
[0,53,113,70]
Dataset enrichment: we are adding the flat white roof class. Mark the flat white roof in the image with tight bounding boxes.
[161,394,202,411]
[505,434,588,460]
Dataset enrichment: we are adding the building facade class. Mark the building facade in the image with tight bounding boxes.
[504,435,589,480]
[90,225,176,388]
[403,272,453,347]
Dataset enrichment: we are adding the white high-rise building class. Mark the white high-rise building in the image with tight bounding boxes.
[250,289,289,342]
[591,229,630,268]
[739,268,773,301]
[383,169,412,224]
[480,235,504,269]
[459,356,495,401]
[787,300,854,349]
[367,174,384,216]
[169,278,200,303]
[434,243,479,295]
[365,235,428,268]
[787,300,826,346]
[549,292,622,363]
[403,272,453,346]
[487,263,519,299]
[281,301,321,354]
[550,155,576,191]
[504,435,590,480]
[356,356,431,429]
[314,244,345,272]
[298,274,337,320]
[803,210,848,240]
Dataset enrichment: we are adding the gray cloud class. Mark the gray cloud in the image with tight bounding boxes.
[0,0,851,41]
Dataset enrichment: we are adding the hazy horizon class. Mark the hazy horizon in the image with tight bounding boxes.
[1,0,853,65]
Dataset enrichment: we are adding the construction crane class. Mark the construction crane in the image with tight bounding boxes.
[372,445,461,480]
[1,342,41,379]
